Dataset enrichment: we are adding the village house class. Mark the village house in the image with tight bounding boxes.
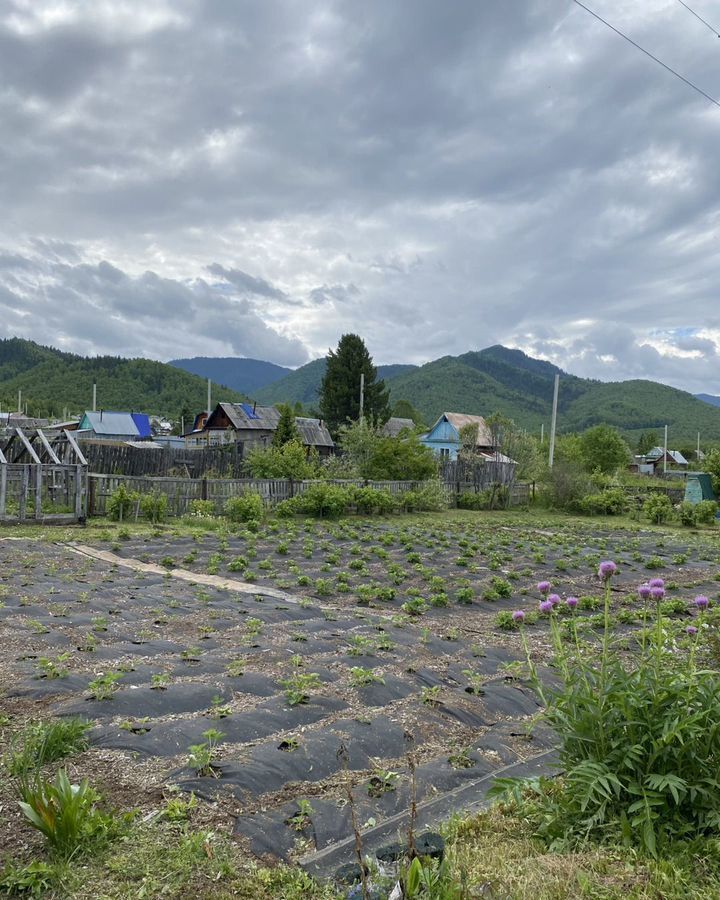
[420,412,498,461]
[380,417,416,437]
[74,410,153,444]
[185,402,335,455]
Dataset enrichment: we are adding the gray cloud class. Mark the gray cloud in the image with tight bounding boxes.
[1,0,720,392]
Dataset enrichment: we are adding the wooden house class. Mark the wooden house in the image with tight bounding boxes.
[420,412,495,460]
[76,410,153,444]
[185,402,334,455]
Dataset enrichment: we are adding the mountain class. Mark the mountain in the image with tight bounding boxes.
[696,393,720,408]
[254,360,418,406]
[169,356,291,394]
[387,346,720,443]
[0,338,247,419]
[256,343,720,444]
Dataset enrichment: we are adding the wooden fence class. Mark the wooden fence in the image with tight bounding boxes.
[81,442,244,478]
[0,463,87,523]
[86,472,529,518]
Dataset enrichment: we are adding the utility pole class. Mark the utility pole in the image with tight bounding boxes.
[540,423,544,444]
[548,374,559,468]
[17,389,21,414]
[92,382,97,412]
[359,372,365,422]
[207,378,211,418]
[697,431,701,461]
[663,424,668,475]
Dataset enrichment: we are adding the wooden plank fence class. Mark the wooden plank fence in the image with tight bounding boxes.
[87,472,531,518]
[81,442,244,478]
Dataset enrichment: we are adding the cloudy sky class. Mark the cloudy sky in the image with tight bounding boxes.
[2,0,720,392]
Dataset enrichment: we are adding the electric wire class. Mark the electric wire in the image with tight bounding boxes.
[675,0,720,39]
[571,0,720,109]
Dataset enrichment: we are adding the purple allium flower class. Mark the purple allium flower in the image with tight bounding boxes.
[686,625,699,636]
[539,599,553,613]
[512,610,525,622]
[537,581,551,595]
[694,595,710,610]
[648,578,665,589]
[638,584,652,601]
[598,560,617,580]
[548,593,561,606]
[566,596,579,609]
[650,586,665,601]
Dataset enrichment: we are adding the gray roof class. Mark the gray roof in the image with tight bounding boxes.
[217,403,333,447]
[381,417,415,437]
[296,417,334,448]
[80,411,139,436]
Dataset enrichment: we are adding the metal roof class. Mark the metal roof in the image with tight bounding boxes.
[80,411,146,436]
[296,417,334,448]
[440,413,493,447]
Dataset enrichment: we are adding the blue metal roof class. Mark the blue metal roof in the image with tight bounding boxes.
[131,413,152,438]
[79,411,150,437]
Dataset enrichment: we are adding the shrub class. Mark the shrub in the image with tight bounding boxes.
[290,483,351,518]
[576,488,626,516]
[139,491,168,523]
[643,493,673,524]
[678,501,697,527]
[188,499,216,518]
[351,486,395,515]
[695,499,718,525]
[399,479,449,512]
[224,492,264,524]
[457,491,489,510]
[106,483,138,521]
[498,567,720,856]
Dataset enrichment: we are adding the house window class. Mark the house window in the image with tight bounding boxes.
[440,448,450,458]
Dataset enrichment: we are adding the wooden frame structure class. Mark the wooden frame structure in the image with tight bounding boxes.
[0,428,88,524]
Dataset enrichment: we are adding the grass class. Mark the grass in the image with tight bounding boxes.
[7,719,91,776]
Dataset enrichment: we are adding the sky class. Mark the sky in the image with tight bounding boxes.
[1,0,720,393]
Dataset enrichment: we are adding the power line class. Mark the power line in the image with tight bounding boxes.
[571,0,720,109]
[675,0,720,39]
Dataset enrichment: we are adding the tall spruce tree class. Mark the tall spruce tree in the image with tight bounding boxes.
[319,334,390,434]
[272,403,301,448]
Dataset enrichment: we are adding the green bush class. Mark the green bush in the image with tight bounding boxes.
[399,479,449,512]
[695,499,718,525]
[188,499,216,518]
[106,483,138,521]
[351,486,395,515]
[678,501,697,527]
[139,491,168,523]
[576,488,626,516]
[643,493,673,524]
[294,483,351,518]
[224,492,264,524]
[456,491,489,510]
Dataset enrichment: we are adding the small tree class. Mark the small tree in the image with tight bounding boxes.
[636,430,659,455]
[272,404,301,448]
[703,449,720,496]
[246,441,317,480]
[579,424,630,475]
[391,399,426,428]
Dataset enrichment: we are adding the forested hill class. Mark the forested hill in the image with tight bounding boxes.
[169,356,292,395]
[0,338,246,419]
[254,360,418,406]
[258,343,720,444]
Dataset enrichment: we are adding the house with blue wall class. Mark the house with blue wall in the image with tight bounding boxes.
[420,412,495,460]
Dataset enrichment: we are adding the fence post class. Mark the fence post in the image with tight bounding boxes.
[201,477,208,501]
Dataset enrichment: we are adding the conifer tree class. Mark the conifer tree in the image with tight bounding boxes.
[272,403,301,448]
[319,334,390,434]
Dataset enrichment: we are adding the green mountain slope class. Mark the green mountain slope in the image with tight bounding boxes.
[254,360,417,406]
[169,356,292,394]
[0,338,247,419]
[387,346,720,444]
